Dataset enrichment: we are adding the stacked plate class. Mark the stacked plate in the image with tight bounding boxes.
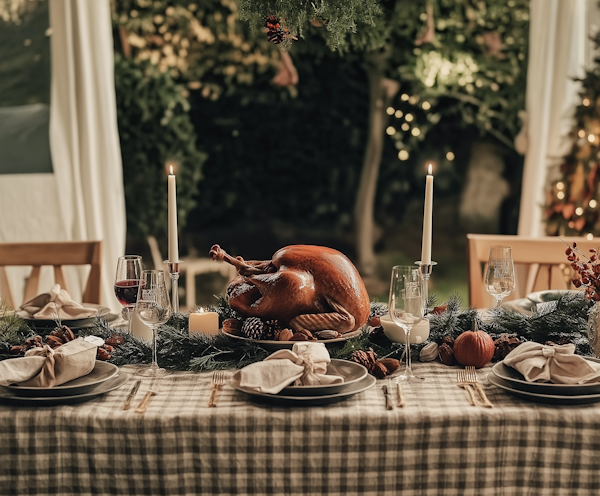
[225,328,362,351]
[232,359,376,406]
[489,358,600,405]
[0,361,128,406]
[23,304,119,331]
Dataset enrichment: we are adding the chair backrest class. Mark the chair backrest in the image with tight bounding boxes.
[467,234,597,308]
[0,241,102,308]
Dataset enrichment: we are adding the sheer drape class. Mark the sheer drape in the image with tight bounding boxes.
[49,0,125,312]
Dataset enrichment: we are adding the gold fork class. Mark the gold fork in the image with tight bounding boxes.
[135,376,160,414]
[465,366,493,408]
[457,369,478,406]
[208,370,225,407]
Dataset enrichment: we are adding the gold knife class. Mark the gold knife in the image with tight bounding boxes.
[382,385,393,410]
[396,381,406,408]
[122,380,141,411]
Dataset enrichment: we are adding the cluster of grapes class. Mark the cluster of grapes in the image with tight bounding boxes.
[566,242,600,300]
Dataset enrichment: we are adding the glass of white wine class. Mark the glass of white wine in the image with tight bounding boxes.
[485,246,515,307]
[136,270,171,377]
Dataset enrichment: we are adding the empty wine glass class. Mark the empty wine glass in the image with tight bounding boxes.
[388,265,425,382]
[485,246,515,307]
[114,255,143,335]
[136,270,171,376]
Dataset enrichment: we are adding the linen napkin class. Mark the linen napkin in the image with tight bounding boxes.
[18,284,98,320]
[0,338,98,387]
[503,341,600,384]
[231,342,344,394]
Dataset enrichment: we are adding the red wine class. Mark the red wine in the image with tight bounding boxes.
[114,280,141,307]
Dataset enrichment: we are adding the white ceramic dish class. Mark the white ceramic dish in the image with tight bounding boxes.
[280,359,368,396]
[488,373,600,405]
[526,290,583,304]
[224,328,362,351]
[6,361,119,397]
[233,374,376,407]
[0,373,128,406]
[380,314,430,344]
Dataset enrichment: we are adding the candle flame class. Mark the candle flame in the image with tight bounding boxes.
[170,165,174,175]
[199,307,204,314]
[428,164,432,175]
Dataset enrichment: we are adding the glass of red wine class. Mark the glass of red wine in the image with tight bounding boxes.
[114,255,143,335]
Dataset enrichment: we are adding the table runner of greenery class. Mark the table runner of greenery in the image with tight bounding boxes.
[0,293,594,371]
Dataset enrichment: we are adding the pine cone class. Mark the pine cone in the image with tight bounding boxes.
[263,320,280,340]
[241,317,267,340]
[493,334,522,362]
[351,348,377,372]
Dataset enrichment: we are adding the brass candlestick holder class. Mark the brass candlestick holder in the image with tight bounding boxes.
[415,260,437,313]
[164,260,183,314]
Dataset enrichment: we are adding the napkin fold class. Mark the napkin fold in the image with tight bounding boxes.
[503,341,600,384]
[18,284,98,319]
[231,342,344,394]
[0,338,98,387]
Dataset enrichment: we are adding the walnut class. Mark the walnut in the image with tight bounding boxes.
[222,318,243,336]
[289,332,310,341]
[314,330,341,340]
[439,343,457,366]
[378,358,400,374]
[275,328,294,341]
[441,335,455,347]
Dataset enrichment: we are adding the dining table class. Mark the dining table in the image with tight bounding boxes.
[1,361,599,496]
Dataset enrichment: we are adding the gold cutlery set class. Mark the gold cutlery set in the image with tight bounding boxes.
[382,380,406,409]
[457,366,493,408]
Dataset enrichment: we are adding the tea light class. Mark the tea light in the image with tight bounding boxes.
[189,308,219,336]
[379,314,430,344]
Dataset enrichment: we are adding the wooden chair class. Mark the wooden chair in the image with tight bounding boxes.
[467,234,598,308]
[0,241,102,308]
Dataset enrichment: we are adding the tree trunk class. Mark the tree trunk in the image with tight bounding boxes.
[354,51,398,275]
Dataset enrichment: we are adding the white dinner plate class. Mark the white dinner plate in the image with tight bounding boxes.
[280,359,368,396]
[0,373,129,406]
[224,327,362,351]
[233,373,376,407]
[526,290,583,304]
[488,373,600,405]
[491,358,600,396]
[5,361,119,397]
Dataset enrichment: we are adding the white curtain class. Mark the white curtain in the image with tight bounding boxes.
[518,0,587,237]
[49,0,126,312]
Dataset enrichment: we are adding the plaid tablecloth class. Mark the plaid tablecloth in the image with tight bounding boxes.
[1,362,599,496]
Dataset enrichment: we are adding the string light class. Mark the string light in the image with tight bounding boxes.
[401,94,409,101]
[398,150,409,160]
[411,128,421,136]
[589,135,596,143]
[386,107,395,115]
[405,113,414,122]
[557,191,565,200]
[386,126,396,136]
[587,233,594,240]
[422,101,431,110]
[556,182,564,190]
[401,123,410,131]
[578,130,586,138]
[583,98,591,106]
[576,207,584,216]
[395,110,403,118]
[590,199,598,208]
[446,151,455,161]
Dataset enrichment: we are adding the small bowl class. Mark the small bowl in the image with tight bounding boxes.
[379,314,430,344]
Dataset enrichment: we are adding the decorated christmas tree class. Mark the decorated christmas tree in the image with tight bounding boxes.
[545,33,600,238]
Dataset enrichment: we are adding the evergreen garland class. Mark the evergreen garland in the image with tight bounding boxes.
[0,293,595,370]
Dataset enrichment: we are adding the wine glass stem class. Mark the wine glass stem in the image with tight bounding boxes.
[495,298,503,308]
[151,326,158,369]
[126,308,133,334]
[405,330,412,376]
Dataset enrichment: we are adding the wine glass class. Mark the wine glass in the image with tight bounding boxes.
[114,255,143,335]
[485,246,515,307]
[388,265,426,382]
[136,270,171,376]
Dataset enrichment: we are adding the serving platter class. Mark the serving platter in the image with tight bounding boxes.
[233,373,376,407]
[488,373,600,405]
[224,327,362,351]
[280,359,368,396]
[0,373,129,406]
[6,361,119,397]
